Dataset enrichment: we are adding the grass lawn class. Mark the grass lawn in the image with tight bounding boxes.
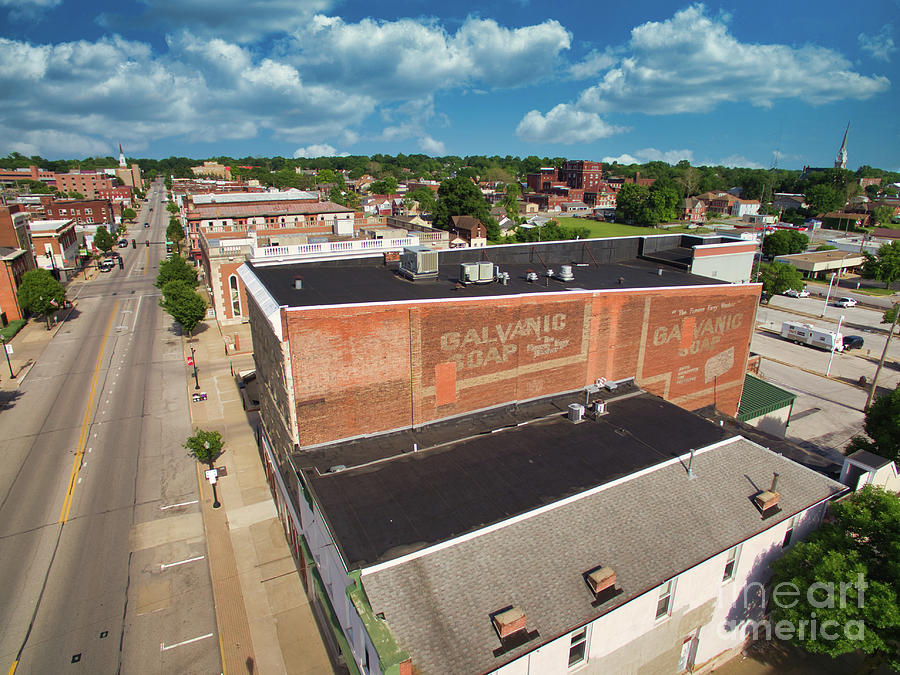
[804,279,896,296]
[554,217,711,238]
[0,319,26,341]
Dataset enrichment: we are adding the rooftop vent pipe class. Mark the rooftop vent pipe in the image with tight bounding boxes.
[294,276,303,290]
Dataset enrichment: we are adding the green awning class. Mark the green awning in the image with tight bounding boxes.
[737,374,796,422]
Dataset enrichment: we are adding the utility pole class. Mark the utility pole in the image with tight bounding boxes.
[865,303,899,410]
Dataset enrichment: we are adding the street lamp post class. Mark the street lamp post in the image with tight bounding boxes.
[191,345,199,389]
[1,337,14,379]
[865,303,900,410]
[205,440,220,509]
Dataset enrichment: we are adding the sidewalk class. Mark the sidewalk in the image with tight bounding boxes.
[185,321,334,675]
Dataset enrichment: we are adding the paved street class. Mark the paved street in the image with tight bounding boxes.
[0,182,220,674]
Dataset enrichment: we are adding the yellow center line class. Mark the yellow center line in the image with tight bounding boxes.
[8,659,18,675]
[58,300,120,524]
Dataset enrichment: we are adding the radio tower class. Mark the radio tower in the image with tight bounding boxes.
[834,122,849,169]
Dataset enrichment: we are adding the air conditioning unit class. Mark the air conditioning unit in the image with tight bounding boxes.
[399,246,439,280]
[460,262,479,283]
[568,403,584,423]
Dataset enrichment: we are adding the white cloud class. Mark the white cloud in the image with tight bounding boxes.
[568,49,617,80]
[516,104,627,144]
[0,34,374,157]
[293,144,348,158]
[859,25,896,62]
[602,148,693,164]
[575,4,889,114]
[419,136,446,155]
[708,154,764,169]
[283,15,571,97]
[0,0,60,20]
[102,0,337,43]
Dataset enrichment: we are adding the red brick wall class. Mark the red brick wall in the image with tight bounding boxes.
[285,285,759,447]
[217,260,249,320]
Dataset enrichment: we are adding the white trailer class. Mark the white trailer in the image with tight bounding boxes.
[780,321,844,352]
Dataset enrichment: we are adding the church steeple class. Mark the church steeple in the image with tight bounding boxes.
[118,143,126,168]
[834,122,849,170]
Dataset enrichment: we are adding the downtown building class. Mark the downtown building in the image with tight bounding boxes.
[237,235,845,674]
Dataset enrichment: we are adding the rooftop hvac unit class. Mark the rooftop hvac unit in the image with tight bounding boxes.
[604,381,618,392]
[525,271,539,282]
[477,261,494,281]
[568,403,584,423]
[399,246,439,280]
[460,262,479,283]
[557,265,574,281]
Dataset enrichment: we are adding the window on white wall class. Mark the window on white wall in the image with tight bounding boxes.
[722,544,741,582]
[567,625,589,668]
[656,578,676,620]
[783,515,800,548]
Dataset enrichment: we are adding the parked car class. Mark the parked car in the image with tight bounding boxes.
[98,259,115,272]
[835,297,858,308]
[144,222,150,228]
[117,239,128,248]
[842,335,864,350]
[783,288,810,298]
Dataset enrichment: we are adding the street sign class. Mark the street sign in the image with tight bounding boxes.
[187,356,194,366]
[205,468,218,484]
[5,344,12,355]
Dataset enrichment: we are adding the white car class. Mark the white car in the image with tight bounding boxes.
[783,288,810,298]
[835,297,857,307]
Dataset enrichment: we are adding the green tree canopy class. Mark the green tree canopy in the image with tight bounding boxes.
[513,221,589,243]
[93,225,114,253]
[434,176,498,239]
[406,187,437,214]
[166,217,185,254]
[847,383,900,463]
[368,176,399,195]
[614,183,679,226]
[873,205,896,227]
[762,230,809,257]
[160,280,206,336]
[155,255,198,289]
[166,202,179,214]
[870,241,900,289]
[768,486,900,671]
[121,207,136,221]
[805,183,846,215]
[183,428,224,468]
[757,261,804,296]
[17,269,66,327]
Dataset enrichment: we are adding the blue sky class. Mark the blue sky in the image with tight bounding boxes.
[0,0,897,170]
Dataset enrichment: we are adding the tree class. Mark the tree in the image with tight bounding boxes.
[93,226,114,253]
[166,217,185,254]
[121,207,136,221]
[762,230,809,257]
[368,177,398,195]
[873,205,896,227]
[155,255,198,289]
[757,261,804,296]
[434,176,498,239]
[614,183,648,224]
[160,280,206,336]
[870,241,900,289]
[17,268,67,329]
[67,191,85,199]
[166,202,179,215]
[768,486,900,672]
[406,187,437,214]
[500,182,521,220]
[805,183,845,215]
[847,383,900,463]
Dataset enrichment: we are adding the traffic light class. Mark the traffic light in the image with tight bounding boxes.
[131,239,136,248]
[145,240,150,247]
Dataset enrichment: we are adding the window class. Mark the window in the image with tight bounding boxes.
[229,275,241,316]
[568,626,588,668]
[783,515,799,548]
[656,579,675,620]
[722,545,741,582]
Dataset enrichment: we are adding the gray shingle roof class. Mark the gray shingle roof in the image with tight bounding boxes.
[361,438,844,674]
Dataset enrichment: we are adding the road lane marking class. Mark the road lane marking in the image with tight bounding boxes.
[59,300,119,523]
[8,660,17,675]
[160,499,198,510]
[160,633,214,651]
[160,555,205,571]
[133,295,142,332]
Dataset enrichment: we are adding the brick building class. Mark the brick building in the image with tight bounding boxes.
[29,219,79,279]
[44,199,117,226]
[0,165,56,185]
[54,171,116,199]
[449,215,487,247]
[239,237,845,675]
[0,204,37,321]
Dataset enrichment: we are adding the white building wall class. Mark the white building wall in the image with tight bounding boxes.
[690,251,755,284]
[490,502,827,675]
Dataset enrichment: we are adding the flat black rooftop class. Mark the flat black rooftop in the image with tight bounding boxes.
[248,237,730,308]
[298,390,733,570]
